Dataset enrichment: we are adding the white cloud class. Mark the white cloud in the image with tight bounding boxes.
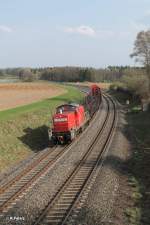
[64,25,96,37]
[63,25,132,40]
[0,25,13,33]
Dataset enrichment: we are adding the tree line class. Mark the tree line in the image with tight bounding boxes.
[0,66,144,83]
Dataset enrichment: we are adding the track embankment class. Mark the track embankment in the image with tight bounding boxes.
[0,94,117,225]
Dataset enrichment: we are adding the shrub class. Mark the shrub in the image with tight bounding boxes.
[19,68,36,82]
[122,73,149,100]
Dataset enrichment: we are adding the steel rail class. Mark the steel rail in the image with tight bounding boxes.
[33,95,116,225]
[0,145,71,214]
[0,146,57,194]
[0,98,102,215]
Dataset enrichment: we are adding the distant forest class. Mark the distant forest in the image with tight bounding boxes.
[0,66,145,83]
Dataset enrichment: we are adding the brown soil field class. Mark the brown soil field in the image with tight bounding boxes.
[0,82,66,111]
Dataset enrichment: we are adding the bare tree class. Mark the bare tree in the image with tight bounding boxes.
[19,68,35,82]
[130,30,150,91]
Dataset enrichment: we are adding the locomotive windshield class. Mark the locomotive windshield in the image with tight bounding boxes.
[56,104,78,113]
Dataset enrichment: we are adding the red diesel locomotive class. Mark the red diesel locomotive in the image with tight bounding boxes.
[48,85,101,144]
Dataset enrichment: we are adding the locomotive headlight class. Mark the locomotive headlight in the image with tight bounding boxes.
[54,118,68,122]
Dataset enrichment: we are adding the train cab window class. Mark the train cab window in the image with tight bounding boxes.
[56,105,77,113]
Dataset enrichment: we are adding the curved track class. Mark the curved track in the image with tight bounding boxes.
[32,94,117,225]
[0,96,101,216]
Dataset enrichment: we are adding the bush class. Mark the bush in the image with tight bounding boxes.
[19,68,36,82]
[110,81,125,91]
[122,72,149,100]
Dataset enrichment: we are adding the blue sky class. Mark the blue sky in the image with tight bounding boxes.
[0,0,150,68]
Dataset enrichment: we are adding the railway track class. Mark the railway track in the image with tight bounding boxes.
[0,97,102,217]
[0,146,59,194]
[0,145,71,214]
[32,95,117,225]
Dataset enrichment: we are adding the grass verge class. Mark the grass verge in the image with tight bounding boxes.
[0,85,84,172]
[110,89,150,225]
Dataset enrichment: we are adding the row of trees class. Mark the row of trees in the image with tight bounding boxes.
[38,67,125,82]
[0,66,143,83]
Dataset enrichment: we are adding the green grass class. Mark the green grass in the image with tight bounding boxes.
[110,89,150,225]
[125,207,141,225]
[0,85,83,121]
[0,85,84,172]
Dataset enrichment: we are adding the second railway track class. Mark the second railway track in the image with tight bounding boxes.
[0,145,70,214]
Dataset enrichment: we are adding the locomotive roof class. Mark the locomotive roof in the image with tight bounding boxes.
[57,103,80,108]
[91,84,100,88]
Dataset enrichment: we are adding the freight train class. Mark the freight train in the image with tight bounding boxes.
[48,85,101,144]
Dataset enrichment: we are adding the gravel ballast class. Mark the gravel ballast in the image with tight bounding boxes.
[0,147,52,186]
[0,99,108,225]
[69,101,130,225]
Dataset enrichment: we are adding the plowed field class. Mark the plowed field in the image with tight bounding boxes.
[0,82,66,111]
